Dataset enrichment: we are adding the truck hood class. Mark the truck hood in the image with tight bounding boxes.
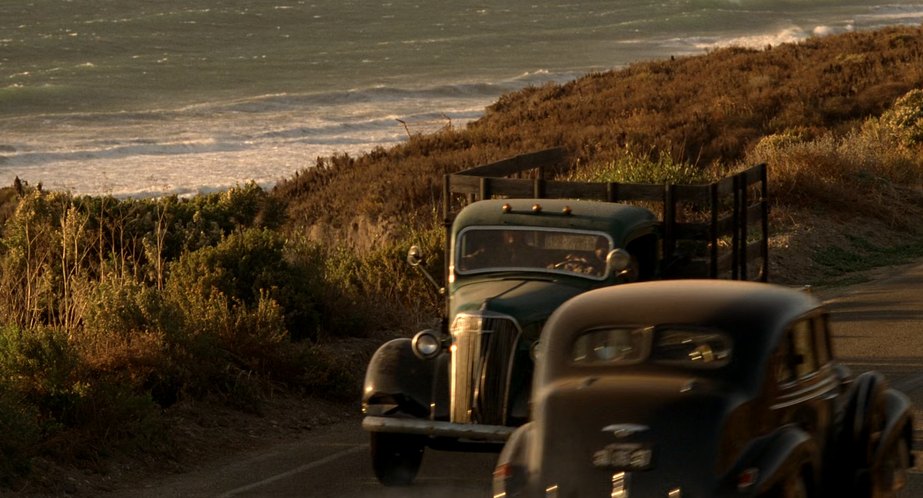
[530,375,739,497]
[451,278,589,331]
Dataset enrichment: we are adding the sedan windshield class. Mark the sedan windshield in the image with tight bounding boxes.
[456,227,612,278]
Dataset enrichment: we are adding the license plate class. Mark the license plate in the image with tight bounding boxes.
[592,443,654,470]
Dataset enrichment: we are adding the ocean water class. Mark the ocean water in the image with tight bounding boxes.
[1,1,922,198]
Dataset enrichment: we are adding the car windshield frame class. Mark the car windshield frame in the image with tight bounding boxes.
[569,325,733,371]
[454,226,613,280]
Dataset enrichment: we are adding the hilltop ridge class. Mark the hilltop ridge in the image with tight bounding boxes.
[272,25,923,240]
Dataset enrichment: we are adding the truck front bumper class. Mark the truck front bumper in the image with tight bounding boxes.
[362,415,514,442]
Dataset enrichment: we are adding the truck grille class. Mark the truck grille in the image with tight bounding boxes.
[450,313,521,426]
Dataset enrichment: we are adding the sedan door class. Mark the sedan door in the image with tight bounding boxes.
[772,314,841,457]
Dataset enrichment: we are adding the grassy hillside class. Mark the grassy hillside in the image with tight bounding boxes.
[274,25,923,232]
[3,25,923,494]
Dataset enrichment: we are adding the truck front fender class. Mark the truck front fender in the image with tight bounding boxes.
[362,338,444,419]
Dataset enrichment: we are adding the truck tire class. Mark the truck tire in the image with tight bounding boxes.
[370,431,425,486]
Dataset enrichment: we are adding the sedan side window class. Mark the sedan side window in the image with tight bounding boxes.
[776,318,822,385]
[775,336,796,384]
[813,315,832,366]
[790,319,818,379]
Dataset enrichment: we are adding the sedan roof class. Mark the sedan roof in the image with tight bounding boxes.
[538,280,824,385]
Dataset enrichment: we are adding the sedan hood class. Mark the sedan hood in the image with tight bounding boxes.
[531,375,739,497]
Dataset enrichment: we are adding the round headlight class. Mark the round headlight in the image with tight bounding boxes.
[412,329,442,360]
[606,248,632,275]
[530,340,541,362]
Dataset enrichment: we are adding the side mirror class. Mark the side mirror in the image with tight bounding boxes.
[407,245,424,266]
[406,245,445,295]
[606,248,632,275]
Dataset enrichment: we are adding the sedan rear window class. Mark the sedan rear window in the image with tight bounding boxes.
[572,327,651,365]
[571,326,731,369]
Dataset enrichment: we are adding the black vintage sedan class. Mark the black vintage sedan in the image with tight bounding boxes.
[493,280,914,498]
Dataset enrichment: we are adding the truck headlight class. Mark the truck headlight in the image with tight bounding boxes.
[412,329,443,359]
[606,248,632,274]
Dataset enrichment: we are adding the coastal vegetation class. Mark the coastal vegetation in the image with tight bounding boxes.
[2,24,923,492]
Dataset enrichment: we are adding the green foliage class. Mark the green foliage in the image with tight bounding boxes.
[881,89,923,149]
[812,235,923,277]
[747,90,923,227]
[0,182,326,480]
[0,191,72,329]
[83,274,178,342]
[161,289,288,410]
[292,344,360,400]
[284,214,446,338]
[0,325,163,471]
[0,326,79,421]
[569,149,719,184]
[167,227,320,340]
[0,388,40,487]
[78,275,177,410]
[0,382,40,484]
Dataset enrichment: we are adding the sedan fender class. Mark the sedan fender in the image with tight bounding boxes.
[726,426,819,496]
[839,370,915,495]
[846,371,914,464]
[873,389,914,466]
[493,422,533,497]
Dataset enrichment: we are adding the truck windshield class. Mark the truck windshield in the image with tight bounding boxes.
[456,227,612,278]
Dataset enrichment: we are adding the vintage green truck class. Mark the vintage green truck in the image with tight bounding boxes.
[360,148,769,485]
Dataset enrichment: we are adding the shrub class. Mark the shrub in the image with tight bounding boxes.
[0,384,40,485]
[0,326,79,423]
[292,343,361,400]
[747,115,923,226]
[168,290,289,412]
[167,227,320,339]
[880,88,923,149]
[78,274,177,403]
[569,149,719,184]
[284,215,446,338]
[0,325,163,465]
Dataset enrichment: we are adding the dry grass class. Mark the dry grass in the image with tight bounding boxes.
[273,26,923,234]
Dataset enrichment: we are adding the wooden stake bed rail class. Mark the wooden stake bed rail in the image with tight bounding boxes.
[443,147,768,282]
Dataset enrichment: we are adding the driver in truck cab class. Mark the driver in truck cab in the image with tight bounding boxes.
[461,229,543,270]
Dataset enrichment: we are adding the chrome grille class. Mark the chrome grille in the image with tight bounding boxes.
[450,313,521,425]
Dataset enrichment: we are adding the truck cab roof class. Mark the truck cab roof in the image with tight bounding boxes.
[451,198,658,239]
